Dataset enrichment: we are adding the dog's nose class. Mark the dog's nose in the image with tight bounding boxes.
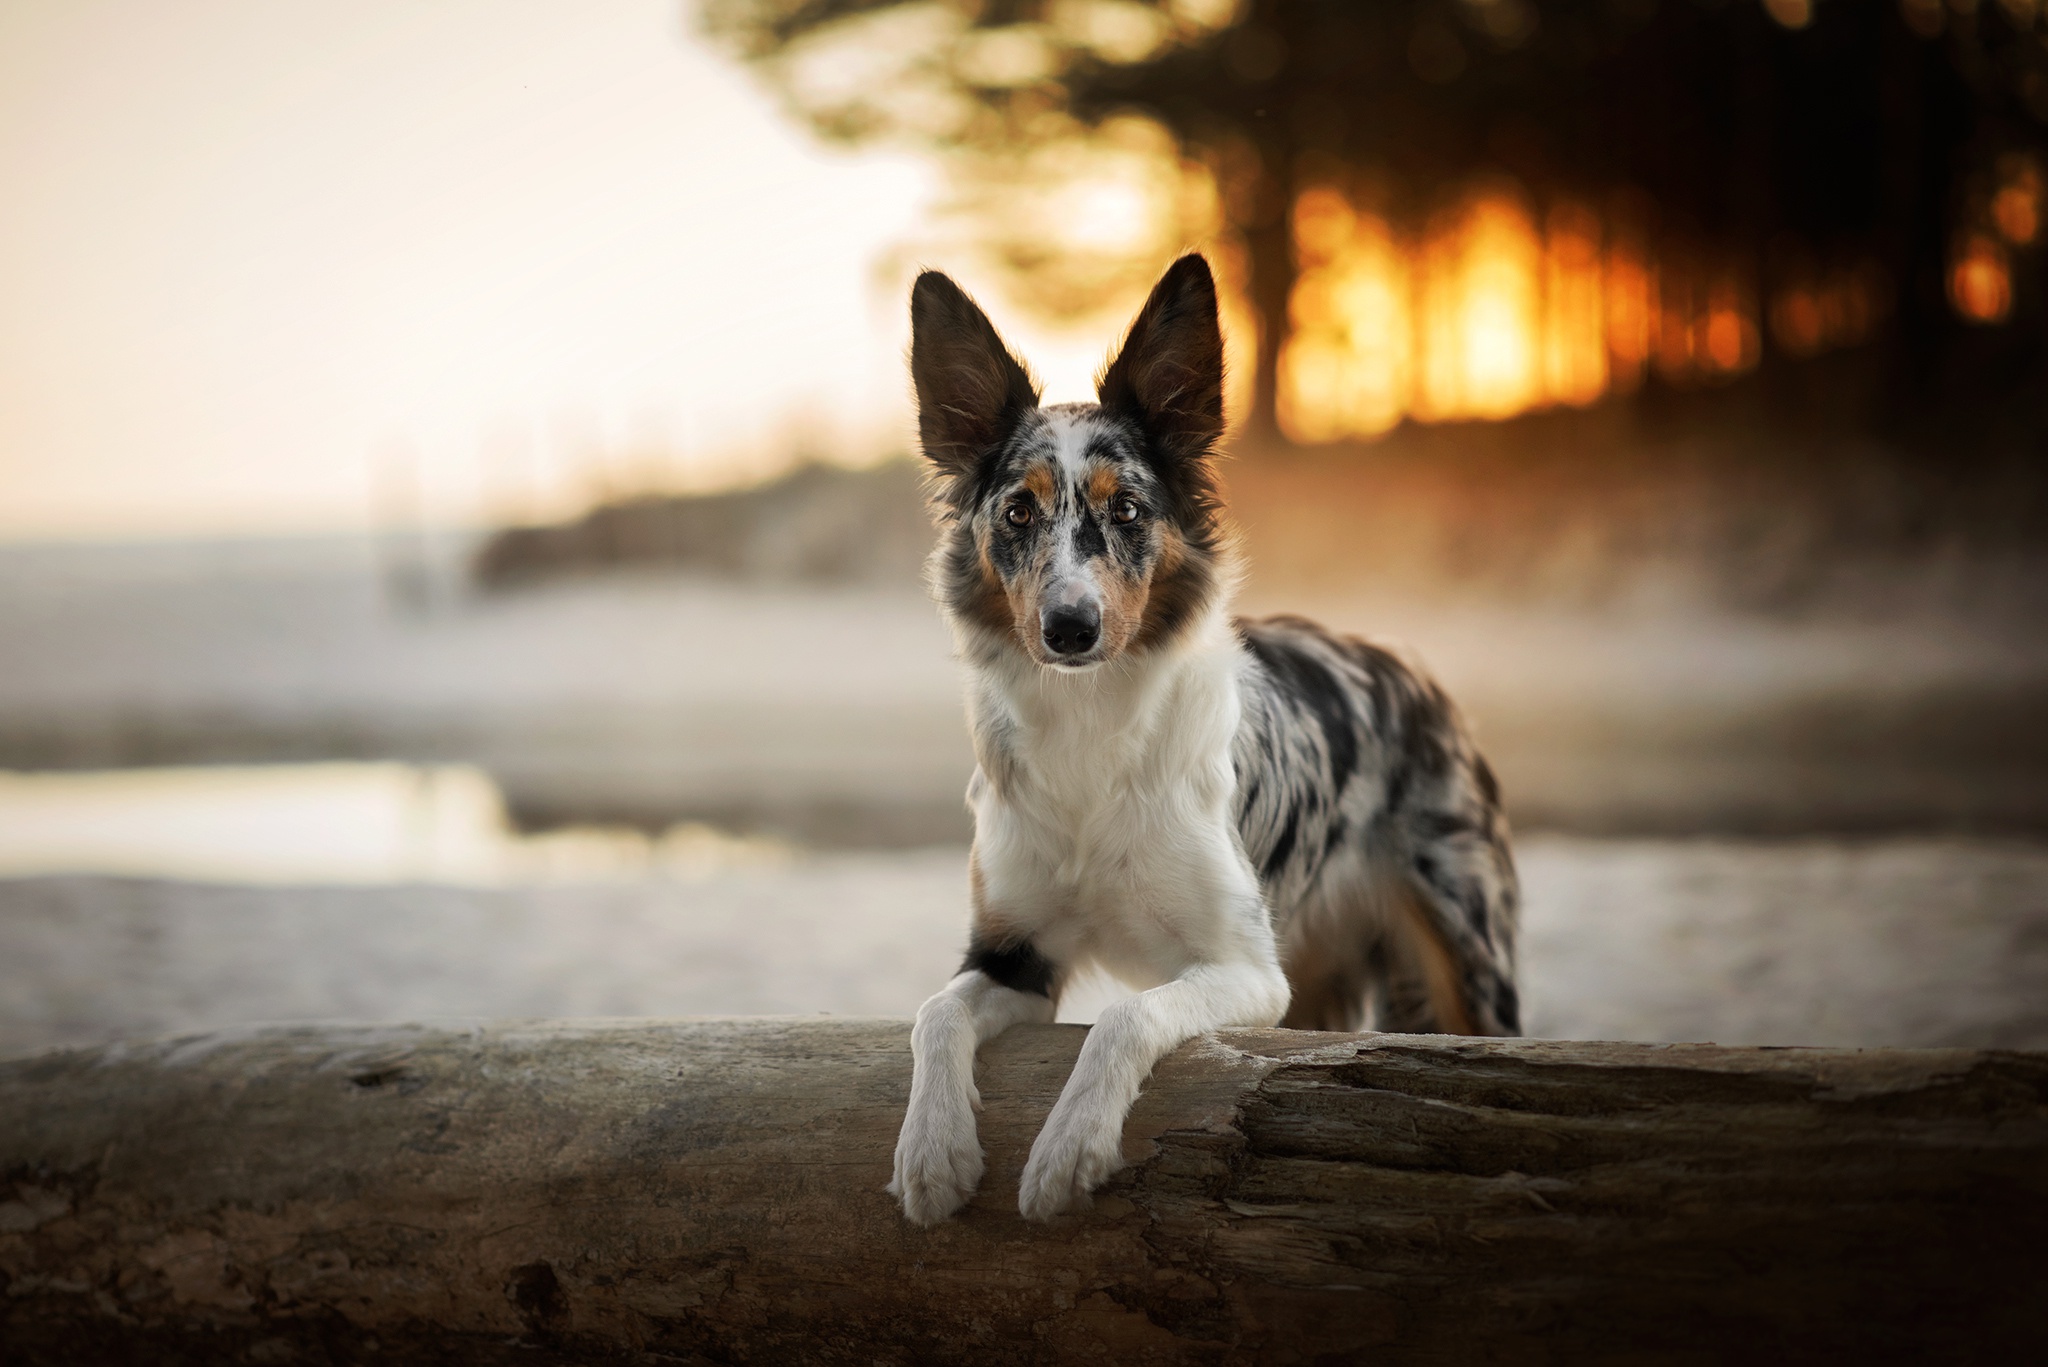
[1041,604,1101,657]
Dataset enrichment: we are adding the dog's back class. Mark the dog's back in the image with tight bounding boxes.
[1234,614,1520,1035]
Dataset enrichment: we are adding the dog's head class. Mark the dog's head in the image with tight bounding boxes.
[911,254,1229,670]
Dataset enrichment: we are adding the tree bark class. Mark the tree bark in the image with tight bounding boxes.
[1,1020,2043,1364]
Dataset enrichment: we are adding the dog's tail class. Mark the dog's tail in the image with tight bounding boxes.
[1380,755,1521,1035]
[1277,851,1518,1036]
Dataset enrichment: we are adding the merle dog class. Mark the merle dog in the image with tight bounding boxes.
[888,254,1519,1224]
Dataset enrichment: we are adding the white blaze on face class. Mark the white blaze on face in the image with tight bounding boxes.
[1041,411,1103,611]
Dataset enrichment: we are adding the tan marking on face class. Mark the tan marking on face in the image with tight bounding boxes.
[994,520,1063,663]
[1151,524,1186,587]
[959,542,1017,640]
[1089,543,1150,662]
[1086,464,1119,505]
[994,458,1161,668]
[1133,523,1216,651]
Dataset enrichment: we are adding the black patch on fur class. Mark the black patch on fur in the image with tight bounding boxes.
[1491,978,1522,1034]
[962,935,1057,998]
[1461,886,1493,942]
[1241,628,1360,789]
[1262,804,1301,882]
[1402,685,1452,778]
[1414,852,1461,913]
[1345,639,1458,796]
[1110,529,1144,575]
[1413,848,1494,949]
[1474,755,1501,807]
[1414,811,1477,842]
[986,519,1029,576]
[1322,815,1349,856]
[1072,513,1107,560]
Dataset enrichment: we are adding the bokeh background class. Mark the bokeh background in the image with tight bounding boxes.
[4,0,2045,1057]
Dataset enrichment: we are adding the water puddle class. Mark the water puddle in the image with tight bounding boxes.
[0,763,789,885]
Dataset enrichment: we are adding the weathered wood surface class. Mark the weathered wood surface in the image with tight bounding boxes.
[1,1019,2043,1364]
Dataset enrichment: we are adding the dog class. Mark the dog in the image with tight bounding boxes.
[888,253,1520,1225]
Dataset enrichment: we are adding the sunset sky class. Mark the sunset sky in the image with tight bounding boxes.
[0,1,1118,541]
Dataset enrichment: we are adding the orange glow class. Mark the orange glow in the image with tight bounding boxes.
[1991,154,2044,248]
[1603,241,1656,393]
[1275,189,1411,441]
[1655,270,1760,384]
[1704,311,1743,370]
[1769,263,1886,358]
[1277,184,1766,443]
[1763,0,1813,27]
[1950,236,2012,324]
[1993,185,2040,246]
[1654,274,1698,380]
[1701,280,1760,375]
[1771,290,1826,357]
[1542,203,1609,407]
[1414,194,1545,421]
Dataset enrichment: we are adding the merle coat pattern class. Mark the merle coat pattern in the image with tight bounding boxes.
[889,254,1518,1225]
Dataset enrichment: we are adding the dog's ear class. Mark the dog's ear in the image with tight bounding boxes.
[910,271,1039,486]
[1097,254,1225,470]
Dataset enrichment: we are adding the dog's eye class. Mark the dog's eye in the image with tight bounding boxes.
[1004,501,1033,528]
[1111,498,1140,525]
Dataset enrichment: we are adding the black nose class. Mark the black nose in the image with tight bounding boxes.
[1041,604,1101,657]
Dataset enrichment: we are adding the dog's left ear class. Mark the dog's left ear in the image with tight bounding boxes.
[1097,254,1225,469]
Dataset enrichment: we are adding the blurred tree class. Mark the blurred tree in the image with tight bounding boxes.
[703,0,2048,452]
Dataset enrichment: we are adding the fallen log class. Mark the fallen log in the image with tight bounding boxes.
[1,1020,2042,1364]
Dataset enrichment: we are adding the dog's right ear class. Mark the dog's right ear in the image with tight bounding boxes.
[910,271,1039,486]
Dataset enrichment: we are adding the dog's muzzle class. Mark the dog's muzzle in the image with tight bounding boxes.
[1040,602,1101,659]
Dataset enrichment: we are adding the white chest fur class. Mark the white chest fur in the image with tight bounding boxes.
[959,613,1264,986]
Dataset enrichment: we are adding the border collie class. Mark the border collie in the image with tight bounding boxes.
[889,254,1520,1225]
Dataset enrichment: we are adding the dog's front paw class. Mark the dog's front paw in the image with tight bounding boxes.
[888,1098,984,1227]
[1018,1100,1126,1221]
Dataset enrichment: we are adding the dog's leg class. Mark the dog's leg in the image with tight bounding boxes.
[889,969,1054,1225]
[1018,956,1288,1221]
